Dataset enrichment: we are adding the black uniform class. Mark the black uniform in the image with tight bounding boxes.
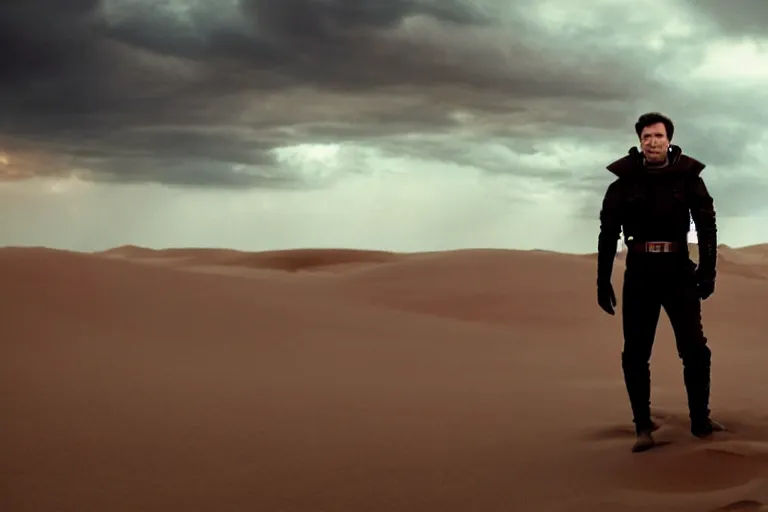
[596,145,718,436]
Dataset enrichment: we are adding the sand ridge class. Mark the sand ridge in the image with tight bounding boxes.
[2,244,768,511]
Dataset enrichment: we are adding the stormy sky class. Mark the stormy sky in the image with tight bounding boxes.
[1,0,767,253]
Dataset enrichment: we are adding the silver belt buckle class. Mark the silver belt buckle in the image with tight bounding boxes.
[646,241,670,253]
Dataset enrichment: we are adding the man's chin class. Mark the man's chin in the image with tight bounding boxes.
[644,153,665,162]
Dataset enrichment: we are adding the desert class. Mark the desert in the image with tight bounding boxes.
[4,1,768,511]
[3,244,768,512]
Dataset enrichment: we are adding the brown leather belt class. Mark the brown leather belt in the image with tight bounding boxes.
[627,241,684,253]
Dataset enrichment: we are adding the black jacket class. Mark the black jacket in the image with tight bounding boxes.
[597,145,718,283]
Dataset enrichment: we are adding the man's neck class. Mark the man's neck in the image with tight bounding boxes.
[643,156,669,168]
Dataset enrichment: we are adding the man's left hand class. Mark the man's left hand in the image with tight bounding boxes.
[695,269,715,300]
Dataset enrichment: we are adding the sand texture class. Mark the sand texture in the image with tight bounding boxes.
[3,245,768,511]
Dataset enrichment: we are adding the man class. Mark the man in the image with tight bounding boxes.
[596,112,725,453]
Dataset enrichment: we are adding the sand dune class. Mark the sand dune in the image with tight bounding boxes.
[3,244,768,512]
[99,244,403,272]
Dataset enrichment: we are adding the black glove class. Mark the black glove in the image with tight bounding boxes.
[696,229,717,301]
[597,280,617,315]
[694,268,715,300]
[596,230,618,316]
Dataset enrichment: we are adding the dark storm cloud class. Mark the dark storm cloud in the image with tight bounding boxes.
[681,0,768,38]
[104,0,486,69]
[1,0,766,224]
[0,0,672,188]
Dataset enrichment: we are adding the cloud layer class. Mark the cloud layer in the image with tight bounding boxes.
[2,0,768,252]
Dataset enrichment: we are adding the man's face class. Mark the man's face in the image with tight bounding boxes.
[639,122,670,163]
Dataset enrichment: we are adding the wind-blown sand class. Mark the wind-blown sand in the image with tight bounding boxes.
[2,244,768,512]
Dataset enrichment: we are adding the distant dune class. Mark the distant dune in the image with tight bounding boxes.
[99,244,403,272]
[3,244,768,512]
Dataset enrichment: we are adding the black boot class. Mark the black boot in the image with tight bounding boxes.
[682,346,725,437]
[622,351,662,452]
[622,351,653,434]
[632,421,660,453]
[692,418,726,438]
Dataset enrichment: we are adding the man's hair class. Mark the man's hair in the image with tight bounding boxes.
[634,112,674,141]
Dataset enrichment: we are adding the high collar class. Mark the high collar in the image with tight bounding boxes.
[606,144,705,178]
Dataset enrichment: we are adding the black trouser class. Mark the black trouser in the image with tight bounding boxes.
[621,254,712,433]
